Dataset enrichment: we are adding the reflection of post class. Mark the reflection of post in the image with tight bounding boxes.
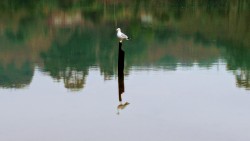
[117,42,130,115]
[118,42,125,102]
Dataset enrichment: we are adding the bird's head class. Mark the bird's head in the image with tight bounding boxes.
[116,28,121,32]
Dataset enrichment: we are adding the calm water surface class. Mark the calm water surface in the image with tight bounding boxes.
[0,1,250,141]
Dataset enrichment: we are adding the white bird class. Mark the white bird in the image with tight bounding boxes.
[116,28,129,42]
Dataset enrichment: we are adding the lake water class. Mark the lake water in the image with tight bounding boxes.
[0,1,250,141]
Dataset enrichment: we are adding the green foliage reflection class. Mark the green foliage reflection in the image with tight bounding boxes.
[0,0,250,90]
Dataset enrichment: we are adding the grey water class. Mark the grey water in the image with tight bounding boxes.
[0,1,250,141]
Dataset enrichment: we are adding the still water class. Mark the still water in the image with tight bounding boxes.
[0,1,250,141]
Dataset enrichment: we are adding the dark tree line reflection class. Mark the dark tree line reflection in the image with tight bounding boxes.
[0,0,250,90]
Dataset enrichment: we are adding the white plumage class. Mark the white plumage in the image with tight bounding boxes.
[116,28,129,42]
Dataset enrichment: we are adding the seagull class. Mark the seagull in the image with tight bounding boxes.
[116,28,129,42]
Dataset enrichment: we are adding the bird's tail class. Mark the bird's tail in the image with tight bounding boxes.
[126,37,130,40]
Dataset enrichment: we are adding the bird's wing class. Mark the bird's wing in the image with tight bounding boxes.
[120,32,128,38]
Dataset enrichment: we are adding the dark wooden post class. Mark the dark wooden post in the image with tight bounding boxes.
[118,42,125,102]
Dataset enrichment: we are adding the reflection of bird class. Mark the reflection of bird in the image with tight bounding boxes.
[117,102,130,115]
[116,28,129,42]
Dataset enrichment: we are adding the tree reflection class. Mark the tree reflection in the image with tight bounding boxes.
[0,0,249,90]
[236,71,250,89]
[63,69,86,91]
[0,62,33,88]
[225,45,250,90]
[41,29,95,91]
